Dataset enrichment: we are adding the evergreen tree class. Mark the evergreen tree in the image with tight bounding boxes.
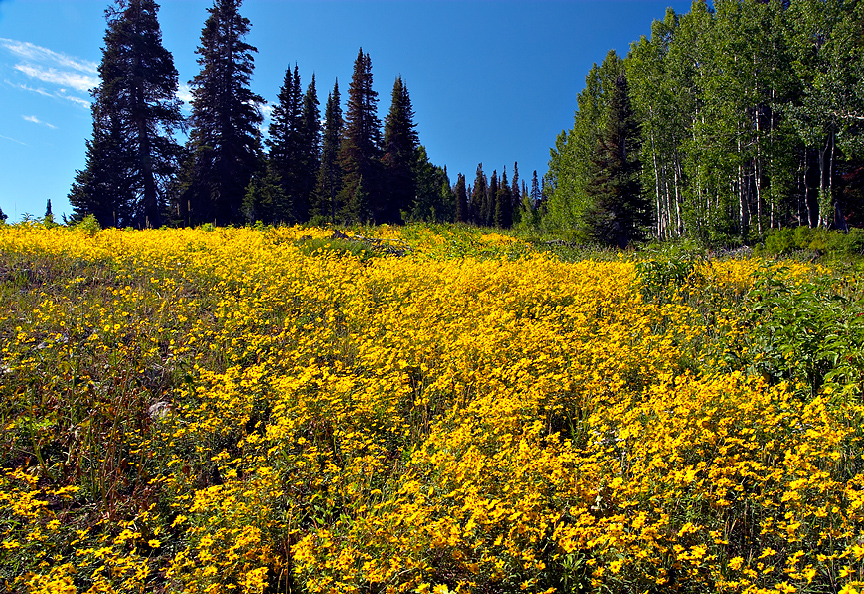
[180,0,264,226]
[314,79,343,224]
[584,74,648,247]
[495,167,513,228]
[486,170,498,227]
[531,170,542,209]
[268,64,303,223]
[69,0,183,228]
[410,146,451,222]
[0,206,7,223]
[339,48,382,224]
[242,159,286,224]
[383,76,419,223]
[454,173,469,223]
[296,74,321,222]
[471,164,487,225]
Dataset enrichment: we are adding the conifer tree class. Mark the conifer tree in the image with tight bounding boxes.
[180,0,263,226]
[383,76,419,224]
[584,74,648,247]
[314,80,343,223]
[70,0,183,228]
[455,173,469,223]
[267,64,303,223]
[339,48,382,223]
[495,168,513,228]
[486,170,498,227]
[471,164,487,225]
[296,74,321,222]
[530,170,542,209]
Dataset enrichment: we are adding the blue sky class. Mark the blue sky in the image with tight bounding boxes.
[0,0,693,223]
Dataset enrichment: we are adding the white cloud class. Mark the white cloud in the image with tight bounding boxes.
[14,64,98,93]
[177,83,193,104]
[22,115,57,129]
[0,38,97,75]
[0,38,96,107]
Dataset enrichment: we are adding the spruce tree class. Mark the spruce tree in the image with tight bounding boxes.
[383,76,419,223]
[267,64,303,223]
[471,164,487,225]
[584,74,647,247]
[486,170,498,227]
[296,74,321,222]
[181,0,263,226]
[314,80,343,223]
[530,170,542,209]
[339,48,382,224]
[70,0,183,228]
[495,167,513,228]
[455,173,469,223]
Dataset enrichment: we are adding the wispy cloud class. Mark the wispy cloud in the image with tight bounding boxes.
[0,38,97,76]
[0,133,29,146]
[0,37,96,107]
[22,115,57,129]
[14,64,97,93]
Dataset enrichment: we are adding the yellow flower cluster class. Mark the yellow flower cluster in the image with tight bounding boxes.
[0,224,861,594]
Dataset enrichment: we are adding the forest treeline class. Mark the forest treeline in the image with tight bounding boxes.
[66,0,864,246]
[544,0,864,245]
[67,0,534,231]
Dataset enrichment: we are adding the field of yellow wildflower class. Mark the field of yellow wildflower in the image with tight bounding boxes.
[1,223,863,594]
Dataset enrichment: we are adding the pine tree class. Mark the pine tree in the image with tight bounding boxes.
[181,0,264,226]
[383,76,419,223]
[454,173,469,223]
[69,0,183,228]
[268,64,303,223]
[314,79,343,224]
[584,74,648,247]
[339,48,382,224]
[242,160,286,224]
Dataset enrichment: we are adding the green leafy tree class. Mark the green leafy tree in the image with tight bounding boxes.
[180,0,264,226]
[69,0,183,228]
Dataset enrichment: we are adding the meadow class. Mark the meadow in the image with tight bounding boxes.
[0,223,863,594]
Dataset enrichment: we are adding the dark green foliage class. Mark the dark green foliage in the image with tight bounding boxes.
[486,170,498,228]
[454,173,468,223]
[180,0,264,226]
[382,76,419,224]
[297,74,321,222]
[470,164,487,225]
[339,48,382,224]
[583,74,647,247]
[0,207,7,223]
[313,80,343,225]
[409,147,453,222]
[69,0,183,228]
[495,168,513,229]
[242,161,287,224]
[267,64,303,223]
